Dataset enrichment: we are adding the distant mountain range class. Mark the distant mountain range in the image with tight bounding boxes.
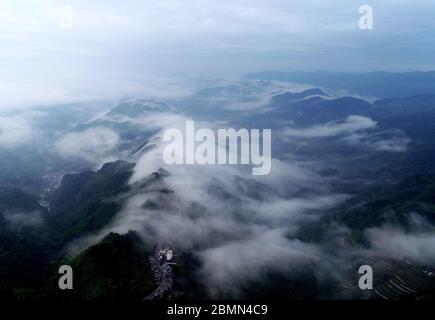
[3,78,435,300]
[244,71,435,98]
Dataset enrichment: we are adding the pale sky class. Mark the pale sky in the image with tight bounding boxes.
[1,0,434,109]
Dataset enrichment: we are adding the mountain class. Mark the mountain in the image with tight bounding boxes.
[374,94,435,116]
[4,81,435,301]
[0,187,51,300]
[271,88,328,105]
[265,90,435,134]
[24,232,155,301]
[245,71,435,98]
[332,174,435,231]
[0,154,180,301]
[0,160,136,299]
[107,98,174,117]
[269,93,372,124]
[48,160,135,241]
[0,187,42,212]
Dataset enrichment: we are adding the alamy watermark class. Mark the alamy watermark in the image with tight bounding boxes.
[58,5,74,30]
[358,265,373,290]
[162,121,272,175]
[359,5,374,30]
[58,265,73,290]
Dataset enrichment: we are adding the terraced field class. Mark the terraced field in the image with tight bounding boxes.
[375,266,435,300]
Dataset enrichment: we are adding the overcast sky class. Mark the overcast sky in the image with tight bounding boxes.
[1,0,435,109]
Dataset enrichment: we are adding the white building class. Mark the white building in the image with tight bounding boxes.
[166,250,173,261]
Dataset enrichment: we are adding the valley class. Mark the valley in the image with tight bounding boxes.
[1,78,435,300]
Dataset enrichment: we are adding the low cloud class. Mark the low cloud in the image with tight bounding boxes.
[284,115,377,138]
[344,131,410,153]
[67,110,349,294]
[216,81,309,112]
[200,229,321,288]
[55,127,120,165]
[0,116,34,147]
[284,115,409,153]
[0,74,195,112]
[3,210,44,230]
[367,226,435,265]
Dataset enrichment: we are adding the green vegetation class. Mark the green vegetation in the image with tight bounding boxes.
[334,173,435,231]
[0,160,155,301]
[37,232,155,301]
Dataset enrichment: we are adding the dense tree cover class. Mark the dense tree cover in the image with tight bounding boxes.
[2,157,435,300]
[333,173,435,231]
[30,232,155,301]
[0,160,156,301]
